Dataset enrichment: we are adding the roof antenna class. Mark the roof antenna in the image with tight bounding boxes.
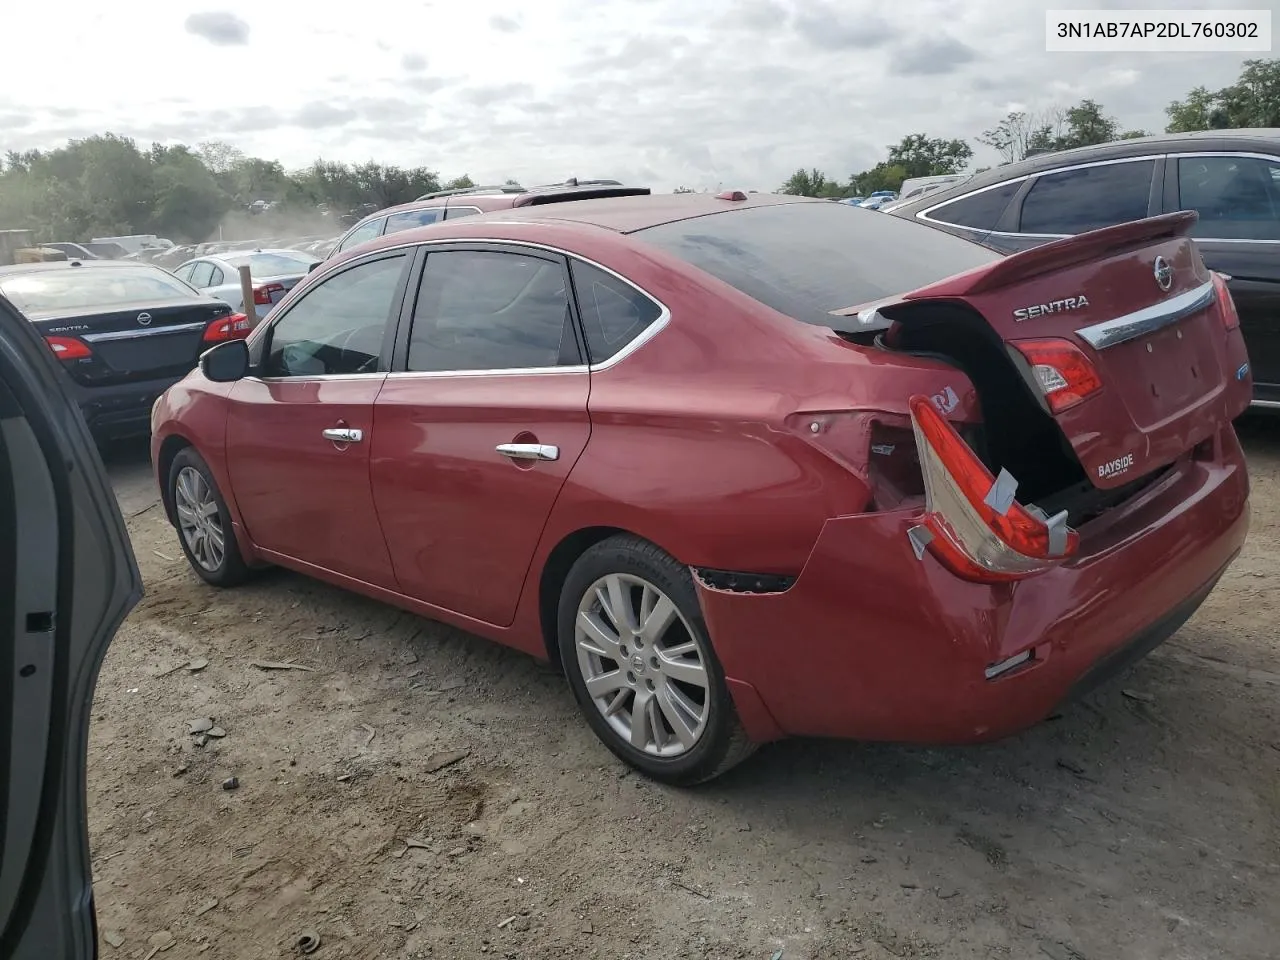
[565,177,578,187]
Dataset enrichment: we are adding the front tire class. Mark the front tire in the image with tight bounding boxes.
[557,535,756,786]
[168,448,249,587]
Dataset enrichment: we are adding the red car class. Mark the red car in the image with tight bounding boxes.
[151,193,1252,785]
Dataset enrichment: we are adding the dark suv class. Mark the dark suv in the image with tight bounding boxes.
[328,180,651,260]
[888,130,1280,409]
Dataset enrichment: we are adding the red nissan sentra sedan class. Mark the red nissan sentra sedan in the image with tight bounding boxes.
[151,193,1252,785]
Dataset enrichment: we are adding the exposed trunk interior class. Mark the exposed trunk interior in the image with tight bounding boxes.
[850,301,1163,526]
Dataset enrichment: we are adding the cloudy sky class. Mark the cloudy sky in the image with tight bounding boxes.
[0,0,1265,190]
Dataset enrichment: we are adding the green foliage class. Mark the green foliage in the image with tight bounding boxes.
[981,99,1154,164]
[1166,58,1280,132]
[887,134,972,178]
[0,133,455,243]
[778,168,842,197]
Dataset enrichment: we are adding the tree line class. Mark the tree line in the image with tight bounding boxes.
[0,136,484,244]
[1,59,1276,241]
[778,57,1279,199]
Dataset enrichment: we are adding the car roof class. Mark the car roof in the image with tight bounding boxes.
[367,193,522,221]
[891,128,1280,215]
[348,184,655,231]
[0,259,165,278]
[339,193,827,265]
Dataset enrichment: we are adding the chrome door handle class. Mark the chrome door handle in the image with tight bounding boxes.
[496,442,559,462]
[322,427,363,443]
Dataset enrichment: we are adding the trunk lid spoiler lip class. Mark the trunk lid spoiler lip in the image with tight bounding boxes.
[902,211,1199,299]
[827,212,1201,321]
[827,212,1199,324]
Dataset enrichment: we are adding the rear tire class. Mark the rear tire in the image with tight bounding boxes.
[557,534,757,786]
[168,448,249,587]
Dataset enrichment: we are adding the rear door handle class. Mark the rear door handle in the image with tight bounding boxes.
[322,427,363,443]
[496,443,559,462]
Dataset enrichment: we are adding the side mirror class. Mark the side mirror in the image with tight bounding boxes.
[199,339,250,383]
[307,261,320,273]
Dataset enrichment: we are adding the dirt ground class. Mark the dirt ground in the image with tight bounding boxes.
[90,421,1280,960]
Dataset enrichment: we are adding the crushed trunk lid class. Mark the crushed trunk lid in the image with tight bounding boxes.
[836,213,1252,490]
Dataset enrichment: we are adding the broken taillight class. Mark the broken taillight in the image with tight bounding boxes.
[1011,339,1103,414]
[907,394,1079,583]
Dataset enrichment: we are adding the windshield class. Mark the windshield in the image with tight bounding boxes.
[633,200,1000,329]
[0,267,198,313]
[223,252,316,278]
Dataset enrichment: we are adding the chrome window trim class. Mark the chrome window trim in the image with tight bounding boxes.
[82,321,209,343]
[1075,279,1217,350]
[1251,399,1280,409]
[250,237,670,383]
[387,238,671,380]
[250,372,387,383]
[916,154,1165,235]
[918,149,1280,244]
[444,205,484,219]
[385,365,590,381]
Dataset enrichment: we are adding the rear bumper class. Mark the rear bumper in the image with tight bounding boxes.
[67,372,183,441]
[697,427,1250,744]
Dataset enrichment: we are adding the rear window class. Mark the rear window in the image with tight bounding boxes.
[633,201,1000,328]
[0,267,198,313]
[224,252,316,277]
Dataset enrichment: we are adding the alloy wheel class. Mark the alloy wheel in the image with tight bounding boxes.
[574,573,710,757]
[174,465,226,573]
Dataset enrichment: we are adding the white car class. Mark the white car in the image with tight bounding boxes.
[173,249,319,316]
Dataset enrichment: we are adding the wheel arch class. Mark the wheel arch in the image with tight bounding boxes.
[156,432,194,526]
[537,525,629,671]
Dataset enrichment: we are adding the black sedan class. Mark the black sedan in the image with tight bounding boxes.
[0,259,248,441]
[887,130,1280,410]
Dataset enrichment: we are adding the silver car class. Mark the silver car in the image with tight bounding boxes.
[172,249,319,316]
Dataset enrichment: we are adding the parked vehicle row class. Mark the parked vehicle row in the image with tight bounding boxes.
[172,248,320,316]
[0,260,249,441]
[148,190,1252,784]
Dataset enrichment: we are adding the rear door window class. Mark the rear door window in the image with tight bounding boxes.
[634,200,1000,328]
[926,181,1022,230]
[406,250,578,372]
[1018,159,1156,235]
[208,266,226,286]
[189,262,216,288]
[569,260,662,363]
[1177,154,1280,241]
[337,219,385,254]
[384,208,444,234]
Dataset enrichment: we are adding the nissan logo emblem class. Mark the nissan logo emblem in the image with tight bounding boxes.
[137,312,153,326]
[1153,257,1173,293]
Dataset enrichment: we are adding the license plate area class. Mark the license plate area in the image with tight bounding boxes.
[1109,317,1222,426]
